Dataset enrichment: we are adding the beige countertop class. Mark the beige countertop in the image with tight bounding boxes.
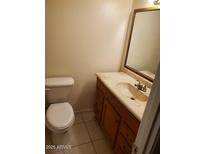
[96,72,151,121]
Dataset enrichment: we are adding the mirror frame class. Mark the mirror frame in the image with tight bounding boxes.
[124,7,160,82]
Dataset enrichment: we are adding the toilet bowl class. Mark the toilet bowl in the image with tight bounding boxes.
[46,102,75,133]
[45,77,75,144]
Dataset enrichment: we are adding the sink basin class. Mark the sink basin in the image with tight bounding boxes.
[116,83,148,102]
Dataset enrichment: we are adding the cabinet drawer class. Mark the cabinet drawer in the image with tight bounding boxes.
[97,78,106,92]
[119,122,136,146]
[115,134,131,154]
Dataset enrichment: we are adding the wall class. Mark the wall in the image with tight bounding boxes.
[46,0,132,111]
[132,0,156,9]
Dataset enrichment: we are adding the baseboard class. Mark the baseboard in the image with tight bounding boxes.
[74,108,94,113]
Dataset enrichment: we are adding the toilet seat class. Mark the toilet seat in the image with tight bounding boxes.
[46,102,75,131]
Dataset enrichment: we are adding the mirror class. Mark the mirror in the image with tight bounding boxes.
[124,8,160,82]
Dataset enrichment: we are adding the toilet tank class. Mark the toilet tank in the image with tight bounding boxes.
[45,77,74,104]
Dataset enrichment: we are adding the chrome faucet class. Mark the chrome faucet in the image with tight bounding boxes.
[134,80,147,92]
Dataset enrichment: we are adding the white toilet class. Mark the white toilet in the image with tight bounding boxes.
[45,77,75,138]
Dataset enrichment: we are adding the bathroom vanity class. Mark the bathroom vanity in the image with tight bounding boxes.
[94,7,159,154]
[94,72,151,154]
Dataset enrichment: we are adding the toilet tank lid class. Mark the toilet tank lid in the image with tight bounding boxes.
[45,77,74,87]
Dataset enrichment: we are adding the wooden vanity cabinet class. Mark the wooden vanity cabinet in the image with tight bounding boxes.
[115,133,132,154]
[94,78,141,154]
[94,87,104,123]
[102,98,121,145]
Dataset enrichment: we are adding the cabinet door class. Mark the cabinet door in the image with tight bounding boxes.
[102,98,120,145]
[119,122,136,146]
[94,88,104,123]
[115,134,131,154]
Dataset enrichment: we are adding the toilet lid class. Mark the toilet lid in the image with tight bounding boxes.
[46,102,74,129]
[45,77,74,87]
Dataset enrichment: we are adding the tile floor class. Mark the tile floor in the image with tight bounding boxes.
[46,111,115,154]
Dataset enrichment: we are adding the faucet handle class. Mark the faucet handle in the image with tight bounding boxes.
[134,80,141,87]
[142,85,147,92]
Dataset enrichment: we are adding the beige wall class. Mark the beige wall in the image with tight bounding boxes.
[46,0,132,111]
[132,0,156,9]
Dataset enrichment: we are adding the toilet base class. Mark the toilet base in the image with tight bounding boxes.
[51,131,70,146]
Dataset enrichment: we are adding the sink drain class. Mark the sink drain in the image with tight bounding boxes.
[130,97,135,100]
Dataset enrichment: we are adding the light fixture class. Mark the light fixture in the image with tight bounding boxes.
[153,0,160,5]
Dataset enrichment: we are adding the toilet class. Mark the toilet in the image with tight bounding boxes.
[45,77,75,139]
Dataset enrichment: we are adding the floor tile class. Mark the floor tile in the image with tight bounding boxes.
[82,111,95,122]
[53,151,64,154]
[46,149,64,154]
[45,127,52,145]
[66,123,91,146]
[74,113,83,124]
[85,120,104,141]
[93,139,114,154]
[64,143,96,154]
[46,127,54,154]
[54,151,64,154]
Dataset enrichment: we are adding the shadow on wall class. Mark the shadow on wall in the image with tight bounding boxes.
[72,78,97,112]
